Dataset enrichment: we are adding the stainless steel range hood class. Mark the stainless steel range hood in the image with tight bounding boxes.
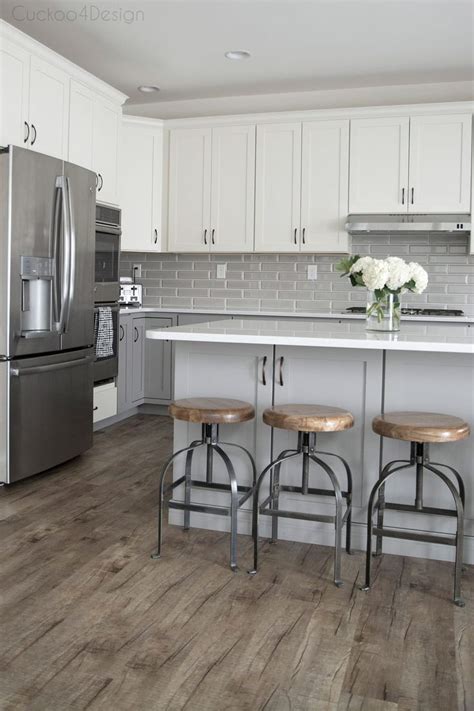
[345,214,471,234]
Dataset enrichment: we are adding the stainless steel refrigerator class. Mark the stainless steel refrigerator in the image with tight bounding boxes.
[0,146,96,484]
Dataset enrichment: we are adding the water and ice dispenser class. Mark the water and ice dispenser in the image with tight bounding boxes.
[20,256,54,336]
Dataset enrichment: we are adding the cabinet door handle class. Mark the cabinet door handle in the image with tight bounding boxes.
[278,356,284,386]
[401,187,405,205]
[411,187,414,205]
[119,324,125,341]
[98,173,103,191]
[23,121,30,143]
[93,406,98,411]
[294,228,298,245]
[133,326,139,342]
[154,228,158,244]
[262,355,267,386]
[211,228,215,245]
[31,124,37,145]
[302,227,306,245]
[203,228,208,245]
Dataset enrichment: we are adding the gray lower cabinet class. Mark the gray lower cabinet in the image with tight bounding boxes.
[118,312,175,414]
[145,316,173,402]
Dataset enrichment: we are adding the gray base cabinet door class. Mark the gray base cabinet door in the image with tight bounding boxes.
[145,316,173,402]
[130,317,146,404]
[117,314,131,414]
[272,345,383,532]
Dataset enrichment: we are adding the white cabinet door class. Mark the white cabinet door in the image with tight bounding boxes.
[349,117,409,213]
[210,125,255,252]
[28,55,69,160]
[255,122,302,252]
[301,120,349,253]
[0,38,30,148]
[93,99,120,205]
[120,119,163,252]
[168,128,212,252]
[68,81,95,170]
[408,114,472,213]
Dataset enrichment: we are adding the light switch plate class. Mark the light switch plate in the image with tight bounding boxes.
[307,265,318,280]
[217,264,227,279]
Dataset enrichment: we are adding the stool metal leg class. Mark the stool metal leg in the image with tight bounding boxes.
[184,440,201,531]
[219,441,258,540]
[270,449,297,543]
[314,449,353,554]
[213,445,239,571]
[151,441,203,560]
[250,450,302,574]
[424,463,465,606]
[428,460,466,508]
[310,454,344,587]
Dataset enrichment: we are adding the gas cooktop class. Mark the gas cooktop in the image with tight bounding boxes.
[345,307,465,317]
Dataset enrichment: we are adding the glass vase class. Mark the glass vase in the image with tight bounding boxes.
[366,291,401,332]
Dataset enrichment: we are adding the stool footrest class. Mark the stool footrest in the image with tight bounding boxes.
[169,500,229,517]
[191,479,251,494]
[382,502,458,518]
[279,484,349,499]
[260,506,335,524]
[373,526,456,547]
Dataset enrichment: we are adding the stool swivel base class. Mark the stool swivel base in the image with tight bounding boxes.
[151,422,256,571]
[362,441,466,606]
[250,431,352,587]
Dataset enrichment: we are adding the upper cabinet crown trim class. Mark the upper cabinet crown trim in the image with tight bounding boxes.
[0,19,128,105]
[164,101,474,129]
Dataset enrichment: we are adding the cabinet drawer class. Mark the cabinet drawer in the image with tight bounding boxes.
[93,382,117,423]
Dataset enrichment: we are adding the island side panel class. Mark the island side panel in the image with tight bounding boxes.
[382,350,474,564]
[268,345,383,550]
[169,341,273,534]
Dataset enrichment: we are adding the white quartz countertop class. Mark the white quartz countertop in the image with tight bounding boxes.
[121,306,474,324]
[146,318,474,354]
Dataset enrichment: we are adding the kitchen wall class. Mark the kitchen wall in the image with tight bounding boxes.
[120,233,474,315]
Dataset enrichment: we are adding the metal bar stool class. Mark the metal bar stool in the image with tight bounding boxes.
[151,397,257,571]
[362,411,470,606]
[250,404,354,587]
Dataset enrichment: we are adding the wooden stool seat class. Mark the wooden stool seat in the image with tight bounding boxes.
[263,404,354,433]
[372,411,470,443]
[169,397,255,425]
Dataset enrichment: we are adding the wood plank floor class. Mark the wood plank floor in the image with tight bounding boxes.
[0,414,472,711]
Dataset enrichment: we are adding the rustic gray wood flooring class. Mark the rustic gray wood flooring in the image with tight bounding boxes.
[0,414,472,711]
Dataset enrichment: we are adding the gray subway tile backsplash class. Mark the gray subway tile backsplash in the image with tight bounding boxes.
[120,234,474,316]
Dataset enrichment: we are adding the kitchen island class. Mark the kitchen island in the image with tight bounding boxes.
[147,319,474,564]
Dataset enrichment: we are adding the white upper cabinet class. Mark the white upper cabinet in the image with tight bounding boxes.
[408,114,472,213]
[120,118,163,252]
[69,81,121,205]
[92,99,120,205]
[349,117,409,214]
[168,127,212,252]
[300,120,349,253]
[210,125,256,252]
[255,122,302,252]
[28,55,69,160]
[0,37,30,148]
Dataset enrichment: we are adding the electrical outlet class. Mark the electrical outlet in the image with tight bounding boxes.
[307,265,318,280]
[132,264,142,279]
[216,263,227,279]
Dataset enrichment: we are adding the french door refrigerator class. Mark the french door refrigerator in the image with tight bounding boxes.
[0,146,96,483]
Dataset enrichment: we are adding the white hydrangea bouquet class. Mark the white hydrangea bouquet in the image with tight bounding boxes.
[336,255,428,332]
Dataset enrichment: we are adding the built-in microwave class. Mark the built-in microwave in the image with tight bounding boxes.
[95,204,121,304]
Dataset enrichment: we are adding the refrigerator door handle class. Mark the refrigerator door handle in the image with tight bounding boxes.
[54,176,72,334]
[10,354,93,377]
[63,176,76,332]
[52,181,62,328]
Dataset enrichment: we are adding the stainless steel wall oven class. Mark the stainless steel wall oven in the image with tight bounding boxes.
[94,204,121,384]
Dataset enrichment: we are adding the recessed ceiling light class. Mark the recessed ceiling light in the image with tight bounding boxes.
[225,50,251,60]
[138,85,160,93]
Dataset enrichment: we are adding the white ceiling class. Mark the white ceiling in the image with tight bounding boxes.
[2,0,473,117]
